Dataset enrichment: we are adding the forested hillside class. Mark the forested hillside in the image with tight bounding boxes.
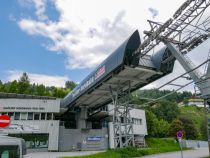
[131,89,206,140]
[0,72,76,98]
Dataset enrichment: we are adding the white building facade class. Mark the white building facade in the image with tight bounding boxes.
[0,94,147,151]
[0,95,60,151]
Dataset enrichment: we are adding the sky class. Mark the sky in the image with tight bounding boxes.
[0,0,210,90]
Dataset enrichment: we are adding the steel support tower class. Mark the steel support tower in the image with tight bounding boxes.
[109,81,135,148]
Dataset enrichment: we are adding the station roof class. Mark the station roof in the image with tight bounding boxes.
[0,92,56,100]
[62,30,175,111]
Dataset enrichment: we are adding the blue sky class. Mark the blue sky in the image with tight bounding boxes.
[1,0,209,89]
[0,0,92,86]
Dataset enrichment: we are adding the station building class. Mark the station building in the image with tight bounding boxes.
[0,93,60,151]
[0,93,147,151]
[0,29,175,151]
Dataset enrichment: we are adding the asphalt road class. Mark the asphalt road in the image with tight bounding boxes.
[24,148,209,158]
[138,148,209,158]
[24,150,104,158]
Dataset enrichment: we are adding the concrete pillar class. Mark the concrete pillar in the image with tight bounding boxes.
[77,107,87,129]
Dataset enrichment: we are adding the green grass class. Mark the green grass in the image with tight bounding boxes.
[61,138,185,158]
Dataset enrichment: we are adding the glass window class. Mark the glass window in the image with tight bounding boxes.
[28,112,33,120]
[1,150,9,158]
[132,118,142,125]
[34,113,40,120]
[0,146,19,158]
[139,119,142,125]
[21,113,27,120]
[47,113,52,120]
[8,112,14,120]
[41,113,46,120]
[14,112,20,120]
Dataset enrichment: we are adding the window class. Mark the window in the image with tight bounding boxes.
[14,112,20,120]
[132,118,142,125]
[34,113,40,120]
[8,112,14,120]
[20,113,27,120]
[41,113,46,120]
[1,150,9,158]
[47,113,52,120]
[28,113,33,120]
[0,146,19,158]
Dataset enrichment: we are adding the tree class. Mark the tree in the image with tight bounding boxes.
[36,84,46,96]
[169,119,184,138]
[52,88,68,98]
[18,72,30,94]
[152,100,180,122]
[179,116,198,140]
[9,80,18,93]
[65,81,76,90]
[145,110,157,136]
[154,119,170,138]
[183,98,189,105]
[146,110,170,138]
[200,118,207,140]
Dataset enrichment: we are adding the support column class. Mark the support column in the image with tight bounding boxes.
[77,106,88,129]
[109,81,135,148]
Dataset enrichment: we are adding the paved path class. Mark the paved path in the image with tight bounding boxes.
[138,148,209,158]
[24,150,104,158]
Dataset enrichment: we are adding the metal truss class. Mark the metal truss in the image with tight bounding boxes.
[134,0,210,58]
[138,57,210,107]
[109,81,135,148]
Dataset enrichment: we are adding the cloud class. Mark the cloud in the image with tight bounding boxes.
[17,0,187,69]
[148,8,159,19]
[16,0,210,94]
[6,70,70,87]
[18,0,48,21]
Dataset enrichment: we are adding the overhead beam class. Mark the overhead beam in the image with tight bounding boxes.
[134,66,163,75]
[113,75,147,83]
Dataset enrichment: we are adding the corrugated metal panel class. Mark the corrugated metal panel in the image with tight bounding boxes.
[139,55,155,68]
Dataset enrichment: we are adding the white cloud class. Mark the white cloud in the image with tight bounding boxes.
[148,8,159,19]
[6,70,70,87]
[18,0,47,21]
[16,0,210,93]
[17,0,187,69]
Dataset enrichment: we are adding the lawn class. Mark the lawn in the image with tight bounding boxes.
[61,138,185,158]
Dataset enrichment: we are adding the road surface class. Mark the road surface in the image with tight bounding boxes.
[138,148,209,158]
[25,150,104,158]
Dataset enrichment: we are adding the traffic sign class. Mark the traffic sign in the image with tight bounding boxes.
[0,115,11,128]
[176,131,183,138]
